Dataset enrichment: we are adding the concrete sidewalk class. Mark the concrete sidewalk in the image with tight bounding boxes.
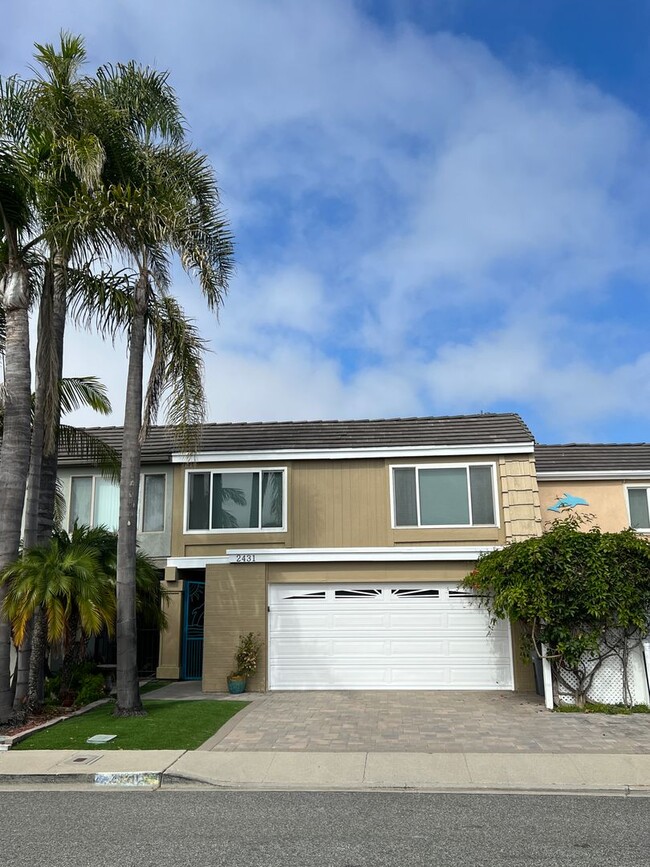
[1,749,649,794]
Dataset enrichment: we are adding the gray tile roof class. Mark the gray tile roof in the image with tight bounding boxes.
[536,443,650,474]
[58,413,534,465]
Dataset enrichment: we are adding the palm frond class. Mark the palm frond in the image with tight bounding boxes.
[142,294,207,452]
[59,376,112,416]
[57,426,121,482]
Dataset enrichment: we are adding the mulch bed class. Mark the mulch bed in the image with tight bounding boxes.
[0,706,76,738]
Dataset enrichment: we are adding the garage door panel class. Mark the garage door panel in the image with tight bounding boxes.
[268,583,513,690]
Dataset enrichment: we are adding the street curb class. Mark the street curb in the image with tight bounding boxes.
[158,770,650,797]
[0,771,160,788]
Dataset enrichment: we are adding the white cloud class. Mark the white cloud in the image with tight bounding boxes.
[6,1,650,441]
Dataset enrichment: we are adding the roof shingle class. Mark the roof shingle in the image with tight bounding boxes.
[58,413,534,465]
[536,443,650,474]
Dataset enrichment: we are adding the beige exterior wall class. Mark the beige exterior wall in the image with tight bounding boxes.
[538,479,636,533]
[173,452,542,555]
[203,562,267,692]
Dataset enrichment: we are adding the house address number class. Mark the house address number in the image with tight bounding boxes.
[235,553,256,563]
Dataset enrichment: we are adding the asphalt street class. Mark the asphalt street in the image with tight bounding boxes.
[0,790,647,866]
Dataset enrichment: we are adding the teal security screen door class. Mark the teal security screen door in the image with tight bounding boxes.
[182,579,205,680]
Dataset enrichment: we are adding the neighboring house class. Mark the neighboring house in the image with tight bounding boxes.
[536,443,650,532]
[58,426,175,569]
[58,427,175,675]
[535,443,650,707]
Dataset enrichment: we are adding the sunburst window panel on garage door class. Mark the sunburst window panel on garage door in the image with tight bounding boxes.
[268,583,513,690]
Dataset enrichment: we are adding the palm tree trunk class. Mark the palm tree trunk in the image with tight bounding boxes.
[0,264,32,723]
[115,272,147,716]
[27,609,47,711]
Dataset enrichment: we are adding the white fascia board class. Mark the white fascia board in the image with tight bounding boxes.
[166,547,498,568]
[167,556,229,569]
[172,442,534,464]
[239,546,497,563]
[537,470,650,481]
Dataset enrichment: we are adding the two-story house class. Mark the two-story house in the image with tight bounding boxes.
[58,417,650,697]
[152,413,542,693]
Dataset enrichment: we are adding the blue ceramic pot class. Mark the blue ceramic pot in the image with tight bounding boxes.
[227,676,247,694]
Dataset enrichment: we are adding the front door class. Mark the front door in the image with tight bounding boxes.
[182,580,205,680]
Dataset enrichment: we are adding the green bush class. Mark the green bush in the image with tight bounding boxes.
[74,674,106,707]
[45,662,107,706]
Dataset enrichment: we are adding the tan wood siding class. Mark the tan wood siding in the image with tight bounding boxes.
[290,459,389,547]
[267,561,471,584]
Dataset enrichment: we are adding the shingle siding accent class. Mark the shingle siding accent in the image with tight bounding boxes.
[499,456,542,542]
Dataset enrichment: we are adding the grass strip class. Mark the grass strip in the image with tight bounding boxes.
[14,699,247,750]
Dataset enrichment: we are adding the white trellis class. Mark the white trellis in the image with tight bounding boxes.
[542,640,650,708]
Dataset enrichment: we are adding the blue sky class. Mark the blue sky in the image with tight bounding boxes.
[4,1,650,444]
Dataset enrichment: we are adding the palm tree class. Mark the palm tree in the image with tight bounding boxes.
[1,525,166,706]
[65,69,233,715]
[0,34,109,722]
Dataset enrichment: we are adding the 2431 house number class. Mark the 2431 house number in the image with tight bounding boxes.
[235,553,256,563]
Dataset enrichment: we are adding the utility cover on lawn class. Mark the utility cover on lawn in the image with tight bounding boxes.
[86,734,117,744]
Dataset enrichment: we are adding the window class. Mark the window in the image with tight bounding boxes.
[186,469,285,532]
[69,476,119,532]
[68,473,167,534]
[628,487,650,530]
[142,474,166,532]
[392,464,496,527]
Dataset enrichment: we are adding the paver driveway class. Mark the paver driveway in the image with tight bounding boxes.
[207,690,650,753]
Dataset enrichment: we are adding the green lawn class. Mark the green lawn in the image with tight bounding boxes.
[14,699,247,750]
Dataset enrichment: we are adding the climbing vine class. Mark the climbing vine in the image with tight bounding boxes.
[463,516,650,706]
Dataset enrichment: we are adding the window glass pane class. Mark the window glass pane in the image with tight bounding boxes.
[393,468,417,526]
[188,473,210,530]
[419,468,470,525]
[469,466,495,524]
[142,474,165,532]
[261,471,283,528]
[629,489,650,529]
[69,477,92,530]
[94,478,120,531]
[212,472,259,529]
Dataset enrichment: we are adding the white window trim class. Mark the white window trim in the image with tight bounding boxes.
[625,484,650,532]
[389,462,500,530]
[184,467,287,534]
[139,473,167,534]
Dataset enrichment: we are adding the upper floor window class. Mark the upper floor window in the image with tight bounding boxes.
[627,487,650,530]
[68,473,166,533]
[392,464,497,528]
[186,469,285,532]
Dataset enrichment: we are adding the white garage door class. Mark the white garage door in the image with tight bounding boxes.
[268,583,513,690]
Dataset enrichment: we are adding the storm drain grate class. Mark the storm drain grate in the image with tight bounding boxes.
[64,754,102,766]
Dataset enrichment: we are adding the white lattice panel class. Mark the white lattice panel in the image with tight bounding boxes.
[556,642,649,705]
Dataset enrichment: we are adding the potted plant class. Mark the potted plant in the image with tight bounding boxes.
[227,632,262,694]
